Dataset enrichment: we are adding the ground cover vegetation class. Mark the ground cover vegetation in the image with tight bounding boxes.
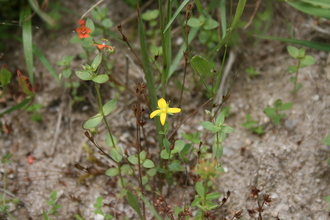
[0,0,330,219]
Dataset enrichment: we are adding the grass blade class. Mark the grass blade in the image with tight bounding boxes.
[163,0,190,33]
[287,1,330,20]
[0,98,32,117]
[256,35,330,52]
[137,3,163,144]
[126,191,143,220]
[208,0,246,57]
[32,45,60,83]
[20,5,34,83]
[28,0,56,27]
[14,37,59,83]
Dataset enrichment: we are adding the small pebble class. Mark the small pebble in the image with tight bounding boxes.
[285,119,297,130]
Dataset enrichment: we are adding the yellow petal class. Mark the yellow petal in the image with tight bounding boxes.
[160,112,166,125]
[167,108,181,113]
[158,98,167,108]
[150,110,161,118]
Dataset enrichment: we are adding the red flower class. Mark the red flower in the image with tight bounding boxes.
[93,39,114,50]
[76,25,90,38]
[78,19,85,26]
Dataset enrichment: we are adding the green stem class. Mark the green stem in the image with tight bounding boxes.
[94,82,124,188]
[293,60,301,94]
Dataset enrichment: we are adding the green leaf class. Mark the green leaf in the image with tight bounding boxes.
[50,191,57,201]
[93,74,109,83]
[56,55,74,66]
[110,146,123,163]
[141,9,159,21]
[142,176,149,185]
[300,55,315,67]
[105,134,117,147]
[128,155,138,165]
[91,53,103,70]
[163,0,190,33]
[75,214,83,220]
[126,191,143,220]
[200,121,222,133]
[326,195,330,203]
[86,18,95,33]
[168,162,184,171]
[174,140,185,152]
[62,68,71,78]
[215,112,225,126]
[205,192,221,200]
[264,107,275,116]
[231,0,247,28]
[83,113,103,129]
[0,98,32,117]
[140,150,147,160]
[143,159,155,168]
[187,17,204,28]
[160,150,172,159]
[75,70,94,81]
[279,102,293,111]
[212,144,223,159]
[287,65,298,73]
[288,1,330,20]
[0,64,12,87]
[43,211,49,220]
[121,164,133,175]
[220,125,234,133]
[191,55,212,76]
[20,5,34,83]
[195,182,205,197]
[322,134,330,146]
[106,168,119,177]
[101,18,114,28]
[203,18,219,30]
[103,99,117,116]
[147,168,157,177]
[257,35,330,52]
[287,46,299,59]
[163,138,171,154]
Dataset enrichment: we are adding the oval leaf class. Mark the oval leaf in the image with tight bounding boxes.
[142,159,154,168]
[93,74,108,83]
[91,53,102,70]
[106,168,119,176]
[191,55,212,76]
[83,113,102,129]
[110,147,123,163]
[103,99,117,116]
[75,70,93,81]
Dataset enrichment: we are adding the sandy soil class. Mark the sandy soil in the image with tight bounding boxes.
[0,0,329,219]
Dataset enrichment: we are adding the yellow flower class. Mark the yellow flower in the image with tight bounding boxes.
[150,98,181,125]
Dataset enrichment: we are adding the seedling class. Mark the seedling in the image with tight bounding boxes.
[287,46,315,93]
[242,114,265,135]
[45,191,62,217]
[264,99,293,125]
[94,197,113,219]
[245,66,259,78]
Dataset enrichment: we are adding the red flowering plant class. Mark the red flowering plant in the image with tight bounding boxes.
[76,19,91,39]
[93,39,114,52]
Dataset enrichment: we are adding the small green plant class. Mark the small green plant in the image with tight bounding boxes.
[94,197,113,219]
[25,103,43,122]
[245,66,259,78]
[45,191,62,217]
[286,46,315,93]
[264,99,293,125]
[242,114,265,135]
[0,152,16,220]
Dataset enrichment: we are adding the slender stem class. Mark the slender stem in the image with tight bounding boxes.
[94,82,124,188]
[293,60,301,94]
